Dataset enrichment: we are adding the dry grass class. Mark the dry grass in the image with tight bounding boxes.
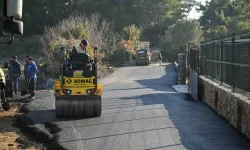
[0,106,44,150]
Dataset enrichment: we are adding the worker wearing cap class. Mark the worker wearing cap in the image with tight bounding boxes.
[79,39,88,53]
[71,39,89,53]
[9,55,21,94]
[26,57,38,99]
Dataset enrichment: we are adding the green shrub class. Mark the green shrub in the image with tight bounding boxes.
[110,48,134,66]
[42,13,120,77]
[61,23,90,40]
[123,24,141,49]
[110,49,126,66]
[125,50,134,61]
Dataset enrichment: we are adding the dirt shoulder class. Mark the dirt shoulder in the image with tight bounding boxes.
[0,105,44,150]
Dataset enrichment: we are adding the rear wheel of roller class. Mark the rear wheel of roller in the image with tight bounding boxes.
[84,100,94,117]
[75,100,84,117]
[56,96,102,117]
[83,97,101,117]
[55,100,64,117]
[64,100,74,117]
[93,97,102,117]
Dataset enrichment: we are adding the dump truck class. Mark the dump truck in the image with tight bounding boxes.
[54,47,102,117]
[135,41,152,66]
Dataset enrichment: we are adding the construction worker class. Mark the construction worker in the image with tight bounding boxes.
[70,39,93,69]
[79,39,88,53]
[0,68,5,104]
[9,55,21,94]
[71,40,87,53]
[157,52,162,66]
[26,57,38,99]
[24,54,30,80]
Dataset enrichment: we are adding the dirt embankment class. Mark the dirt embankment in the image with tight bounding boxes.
[0,105,43,150]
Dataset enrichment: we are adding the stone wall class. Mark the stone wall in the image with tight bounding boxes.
[199,76,250,139]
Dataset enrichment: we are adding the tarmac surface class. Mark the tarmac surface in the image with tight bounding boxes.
[22,62,250,150]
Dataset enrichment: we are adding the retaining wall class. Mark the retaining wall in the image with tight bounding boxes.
[199,76,250,139]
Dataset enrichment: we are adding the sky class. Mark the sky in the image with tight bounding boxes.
[188,0,208,19]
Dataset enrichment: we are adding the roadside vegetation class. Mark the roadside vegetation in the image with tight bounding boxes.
[0,0,197,68]
[0,0,248,65]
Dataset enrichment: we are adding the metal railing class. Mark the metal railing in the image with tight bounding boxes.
[200,33,250,92]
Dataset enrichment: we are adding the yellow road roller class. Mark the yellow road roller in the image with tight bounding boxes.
[54,47,102,117]
[135,49,152,66]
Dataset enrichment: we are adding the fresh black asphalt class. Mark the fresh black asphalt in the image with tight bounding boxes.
[20,63,250,150]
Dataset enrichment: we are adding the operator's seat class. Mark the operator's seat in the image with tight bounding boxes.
[62,52,95,78]
[69,53,90,70]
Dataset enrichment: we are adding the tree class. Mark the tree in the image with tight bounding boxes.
[0,0,195,49]
[169,20,202,46]
[198,0,250,40]
[123,24,141,49]
[160,19,202,61]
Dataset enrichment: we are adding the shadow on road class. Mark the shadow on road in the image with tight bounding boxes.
[118,92,250,149]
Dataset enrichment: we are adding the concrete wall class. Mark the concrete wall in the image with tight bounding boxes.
[199,76,250,139]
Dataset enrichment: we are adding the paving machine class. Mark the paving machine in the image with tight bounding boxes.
[54,47,102,117]
[135,42,151,66]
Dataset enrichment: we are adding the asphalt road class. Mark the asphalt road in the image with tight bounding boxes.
[24,62,250,150]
